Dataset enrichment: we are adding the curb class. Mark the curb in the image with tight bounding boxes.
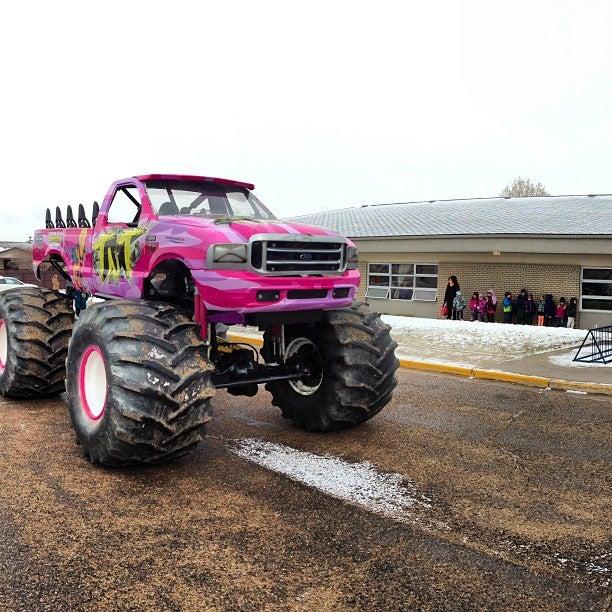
[472,369,550,389]
[398,358,473,378]
[548,379,612,395]
[228,334,612,397]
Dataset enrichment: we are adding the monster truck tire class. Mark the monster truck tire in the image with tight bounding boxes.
[0,286,73,398]
[264,302,399,431]
[65,300,214,466]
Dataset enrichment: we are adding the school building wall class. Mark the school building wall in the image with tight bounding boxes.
[436,262,581,324]
[354,235,612,330]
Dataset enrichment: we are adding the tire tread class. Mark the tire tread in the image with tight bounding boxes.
[66,300,214,466]
[0,287,73,398]
[264,301,399,431]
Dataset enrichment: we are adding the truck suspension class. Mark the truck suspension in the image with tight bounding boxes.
[208,323,312,397]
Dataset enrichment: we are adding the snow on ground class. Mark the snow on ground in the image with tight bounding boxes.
[232,314,589,369]
[231,438,433,524]
[549,350,611,368]
[380,315,585,367]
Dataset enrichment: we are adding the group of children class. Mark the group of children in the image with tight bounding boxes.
[450,290,498,322]
[450,287,578,328]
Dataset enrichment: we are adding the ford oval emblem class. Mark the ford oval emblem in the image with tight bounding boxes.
[299,253,313,261]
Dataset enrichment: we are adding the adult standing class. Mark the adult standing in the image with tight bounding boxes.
[443,276,460,320]
[51,273,60,293]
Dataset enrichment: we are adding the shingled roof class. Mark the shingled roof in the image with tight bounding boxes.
[0,241,33,254]
[288,195,612,238]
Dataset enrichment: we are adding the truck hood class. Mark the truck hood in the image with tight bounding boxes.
[157,215,345,242]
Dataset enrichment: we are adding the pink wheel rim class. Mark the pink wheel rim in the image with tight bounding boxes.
[0,320,6,374]
[78,345,107,420]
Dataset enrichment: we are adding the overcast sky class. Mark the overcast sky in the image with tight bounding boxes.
[1,1,611,240]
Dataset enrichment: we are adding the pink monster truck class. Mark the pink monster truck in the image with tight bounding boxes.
[0,175,398,466]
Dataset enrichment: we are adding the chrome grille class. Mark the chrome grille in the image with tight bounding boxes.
[251,238,346,275]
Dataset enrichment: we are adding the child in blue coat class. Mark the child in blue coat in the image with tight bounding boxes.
[502,292,513,324]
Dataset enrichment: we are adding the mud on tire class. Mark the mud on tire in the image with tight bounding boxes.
[264,302,399,431]
[0,287,73,398]
[66,300,214,466]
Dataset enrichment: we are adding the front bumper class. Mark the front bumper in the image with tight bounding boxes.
[192,269,360,313]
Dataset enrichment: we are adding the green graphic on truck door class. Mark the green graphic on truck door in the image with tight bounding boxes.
[92,228,145,284]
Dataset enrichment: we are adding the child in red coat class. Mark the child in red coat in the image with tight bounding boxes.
[555,297,567,327]
[484,290,497,322]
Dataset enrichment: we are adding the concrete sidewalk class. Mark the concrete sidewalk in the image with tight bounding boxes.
[495,347,611,386]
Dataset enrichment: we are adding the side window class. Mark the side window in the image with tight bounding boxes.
[107,187,141,225]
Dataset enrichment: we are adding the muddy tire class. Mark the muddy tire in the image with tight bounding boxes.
[0,287,73,398]
[65,300,214,466]
[264,302,399,431]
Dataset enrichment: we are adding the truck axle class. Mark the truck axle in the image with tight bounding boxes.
[211,358,310,391]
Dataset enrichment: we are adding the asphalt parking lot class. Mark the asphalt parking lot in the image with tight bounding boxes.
[0,370,610,611]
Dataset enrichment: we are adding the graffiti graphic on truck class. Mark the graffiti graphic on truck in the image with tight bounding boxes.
[70,228,89,289]
[92,228,145,284]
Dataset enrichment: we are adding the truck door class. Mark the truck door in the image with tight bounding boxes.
[91,184,148,298]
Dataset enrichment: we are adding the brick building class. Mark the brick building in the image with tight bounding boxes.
[290,194,612,329]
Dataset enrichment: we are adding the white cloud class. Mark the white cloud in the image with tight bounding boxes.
[1,0,612,239]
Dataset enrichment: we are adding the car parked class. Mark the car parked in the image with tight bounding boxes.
[0,277,35,292]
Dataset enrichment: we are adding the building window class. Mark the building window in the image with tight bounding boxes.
[581,268,612,312]
[365,263,438,301]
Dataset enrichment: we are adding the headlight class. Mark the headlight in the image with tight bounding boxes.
[347,246,358,269]
[209,243,248,268]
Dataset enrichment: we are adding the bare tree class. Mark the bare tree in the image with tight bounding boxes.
[500,177,549,197]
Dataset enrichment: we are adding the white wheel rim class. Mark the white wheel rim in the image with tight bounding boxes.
[285,337,323,396]
[79,346,107,420]
[0,320,7,373]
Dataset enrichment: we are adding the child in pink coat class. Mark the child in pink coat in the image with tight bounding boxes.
[469,292,480,321]
[478,293,487,322]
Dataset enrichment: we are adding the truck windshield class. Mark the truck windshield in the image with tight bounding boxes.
[144,180,276,220]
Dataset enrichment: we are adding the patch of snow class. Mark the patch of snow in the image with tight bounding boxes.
[231,438,432,523]
[549,350,611,368]
[147,347,165,360]
[381,315,584,366]
[231,316,589,369]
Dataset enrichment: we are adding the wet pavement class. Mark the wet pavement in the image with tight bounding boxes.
[0,370,610,610]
